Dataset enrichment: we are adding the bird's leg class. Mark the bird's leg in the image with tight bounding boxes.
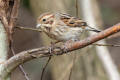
[62,39,79,53]
[48,42,55,54]
[48,41,60,54]
[62,40,75,53]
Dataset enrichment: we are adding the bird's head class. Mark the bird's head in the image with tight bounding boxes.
[36,12,55,32]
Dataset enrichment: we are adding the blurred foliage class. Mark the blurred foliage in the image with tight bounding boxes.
[98,0,120,27]
[22,0,30,9]
[101,5,120,27]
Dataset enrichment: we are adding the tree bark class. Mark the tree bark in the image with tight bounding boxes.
[0,21,9,80]
[0,0,20,80]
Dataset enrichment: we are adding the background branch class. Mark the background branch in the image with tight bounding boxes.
[81,0,120,80]
[15,26,42,32]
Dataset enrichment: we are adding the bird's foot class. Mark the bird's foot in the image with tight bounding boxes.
[48,41,60,55]
[62,40,75,53]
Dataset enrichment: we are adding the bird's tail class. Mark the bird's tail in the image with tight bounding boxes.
[85,26,101,33]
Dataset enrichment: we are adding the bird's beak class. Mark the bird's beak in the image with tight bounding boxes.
[36,24,42,28]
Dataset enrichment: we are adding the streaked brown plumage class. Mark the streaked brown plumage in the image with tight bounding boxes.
[36,12,100,42]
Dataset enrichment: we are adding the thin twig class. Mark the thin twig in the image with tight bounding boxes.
[75,0,78,17]
[11,46,30,80]
[69,1,79,80]
[92,43,120,47]
[68,53,76,80]
[41,56,52,80]
[15,26,42,32]
[19,65,30,80]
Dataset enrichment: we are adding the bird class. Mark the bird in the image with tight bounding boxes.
[36,12,100,43]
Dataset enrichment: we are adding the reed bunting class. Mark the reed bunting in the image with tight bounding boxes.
[36,12,100,42]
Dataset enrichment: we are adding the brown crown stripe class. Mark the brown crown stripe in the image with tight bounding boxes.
[38,12,52,20]
[38,13,54,22]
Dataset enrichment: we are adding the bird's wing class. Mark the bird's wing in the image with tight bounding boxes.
[59,13,101,32]
[60,13,87,28]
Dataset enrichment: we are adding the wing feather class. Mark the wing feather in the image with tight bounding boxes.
[60,13,87,28]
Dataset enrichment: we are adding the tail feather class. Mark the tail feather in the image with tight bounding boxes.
[85,26,101,33]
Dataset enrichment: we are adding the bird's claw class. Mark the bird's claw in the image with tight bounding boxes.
[48,42,57,55]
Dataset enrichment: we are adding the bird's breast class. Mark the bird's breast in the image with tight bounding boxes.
[46,26,83,42]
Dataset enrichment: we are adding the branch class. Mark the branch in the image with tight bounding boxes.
[15,26,120,47]
[0,21,9,80]
[15,26,42,32]
[92,43,120,47]
[9,0,20,34]
[0,0,12,80]
[1,23,120,79]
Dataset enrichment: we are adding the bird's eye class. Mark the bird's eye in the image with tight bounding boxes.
[69,22,74,24]
[42,19,46,22]
[81,22,87,26]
